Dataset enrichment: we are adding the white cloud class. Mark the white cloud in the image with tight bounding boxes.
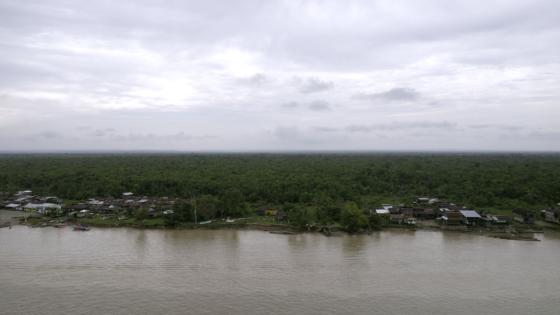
[0,0,559,151]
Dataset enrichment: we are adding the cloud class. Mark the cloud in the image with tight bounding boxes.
[37,131,62,139]
[308,100,331,111]
[92,128,116,137]
[108,132,214,142]
[281,100,331,111]
[345,121,457,132]
[468,124,524,131]
[281,101,299,109]
[0,1,559,151]
[298,77,334,94]
[313,126,338,133]
[236,73,269,86]
[273,126,302,141]
[353,87,420,102]
[525,131,560,141]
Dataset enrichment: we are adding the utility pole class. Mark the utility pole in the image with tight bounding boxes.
[192,196,198,225]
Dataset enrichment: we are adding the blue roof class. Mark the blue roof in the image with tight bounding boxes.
[459,210,481,218]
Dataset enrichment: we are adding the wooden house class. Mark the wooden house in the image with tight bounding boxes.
[413,207,436,220]
[256,208,278,216]
[512,209,535,224]
[440,211,463,225]
[544,208,560,224]
[389,213,404,224]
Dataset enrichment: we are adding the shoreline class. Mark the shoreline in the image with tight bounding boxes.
[3,210,554,241]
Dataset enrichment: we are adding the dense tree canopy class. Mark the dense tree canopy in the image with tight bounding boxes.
[1,153,559,215]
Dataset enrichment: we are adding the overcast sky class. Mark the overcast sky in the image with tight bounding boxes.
[1,0,559,152]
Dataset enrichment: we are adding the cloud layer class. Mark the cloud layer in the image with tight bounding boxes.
[0,0,559,151]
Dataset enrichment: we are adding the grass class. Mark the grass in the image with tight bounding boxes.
[238,216,281,224]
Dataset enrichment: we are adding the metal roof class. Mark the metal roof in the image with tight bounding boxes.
[459,210,481,218]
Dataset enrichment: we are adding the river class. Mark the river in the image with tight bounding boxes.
[1,224,560,314]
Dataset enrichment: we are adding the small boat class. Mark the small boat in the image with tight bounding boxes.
[53,223,66,228]
[73,224,90,231]
[269,230,296,235]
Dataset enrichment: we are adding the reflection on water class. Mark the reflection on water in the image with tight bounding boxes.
[1,225,560,315]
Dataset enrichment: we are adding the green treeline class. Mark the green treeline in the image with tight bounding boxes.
[1,153,559,218]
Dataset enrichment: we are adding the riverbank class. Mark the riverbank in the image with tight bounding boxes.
[2,210,553,241]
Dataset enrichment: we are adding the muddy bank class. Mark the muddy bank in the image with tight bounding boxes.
[1,210,554,241]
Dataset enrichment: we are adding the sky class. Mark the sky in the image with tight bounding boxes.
[0,0,559,152]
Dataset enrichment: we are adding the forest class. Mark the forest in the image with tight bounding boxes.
[1,153,559,228]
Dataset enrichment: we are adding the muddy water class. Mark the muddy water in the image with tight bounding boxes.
[1,224,559,315]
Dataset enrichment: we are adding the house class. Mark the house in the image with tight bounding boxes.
[275,211,288,222]
[400,207,414,217]
[481,214,510,226]
[77,209,91,218]
[421,208,436,219]
[5,203,22,211]
[491,215,510,225]
[23,203,62,215]
[256,208,278,216]
[439,211,463,225]
[375,209,390,215]
[389,206,401,214]
[428,198,440,205]
[16,190,32,196]
[15,196,32,203]
[544,208,560,224]
[405,217,416,225]
[412,207,436,219]
[43,196,60,203]
[389,213,404,224]
[512,209,534,224]
[264,209,277,216]
[459,210,482,226]
[148,208,159,217]
[99,204,120,214]
[88,199,104,207]
[64,203,89,212]
[380,204,394,210]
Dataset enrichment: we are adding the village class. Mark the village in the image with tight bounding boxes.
[0,190,179,229]
[1,189,559,236]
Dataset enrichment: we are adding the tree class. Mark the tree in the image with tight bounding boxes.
[220,188,244,218]
[288,207,312,229]
[340,202,368,232]
[134,208,148,221]
[196,195,219,221]
[165,201,194,226]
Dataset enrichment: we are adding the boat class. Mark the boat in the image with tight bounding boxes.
[53,223,66,228]
[269,230,296,235]
[73,224,90,231]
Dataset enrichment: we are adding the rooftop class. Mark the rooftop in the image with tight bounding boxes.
[459,210,481,218]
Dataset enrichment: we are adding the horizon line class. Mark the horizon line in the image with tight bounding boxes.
[1,149,560,155]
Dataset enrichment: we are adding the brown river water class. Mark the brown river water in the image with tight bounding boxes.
[1,220,560,314]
